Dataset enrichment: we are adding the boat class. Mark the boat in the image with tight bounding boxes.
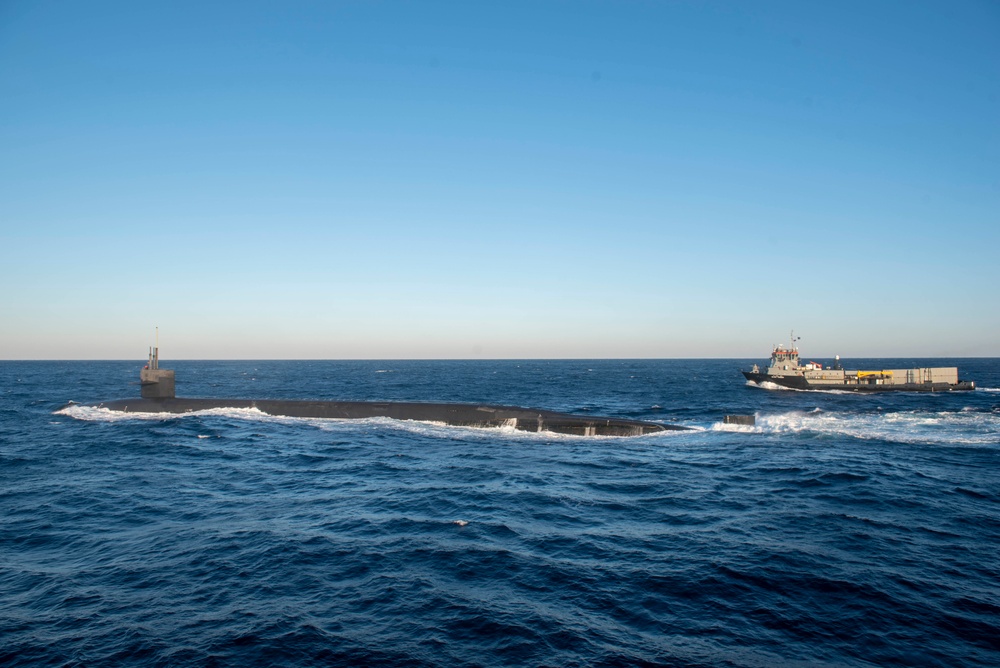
[742,334,975,392]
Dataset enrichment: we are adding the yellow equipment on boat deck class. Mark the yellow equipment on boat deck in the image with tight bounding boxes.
[856,370,893,378]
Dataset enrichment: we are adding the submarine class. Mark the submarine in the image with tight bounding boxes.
[86,344,684,437]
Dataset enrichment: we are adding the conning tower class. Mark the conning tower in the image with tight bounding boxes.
[139,329,175,399]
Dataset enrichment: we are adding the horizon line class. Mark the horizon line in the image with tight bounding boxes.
[2,356,996,362]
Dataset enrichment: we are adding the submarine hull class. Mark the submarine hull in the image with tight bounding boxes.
[91,397,682,436]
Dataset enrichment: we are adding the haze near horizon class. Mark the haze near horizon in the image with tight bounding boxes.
[2,1,998,360]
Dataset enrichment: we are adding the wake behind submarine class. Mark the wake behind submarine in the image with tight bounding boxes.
[87,344,690,436]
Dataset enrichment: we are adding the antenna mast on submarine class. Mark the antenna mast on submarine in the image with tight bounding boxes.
[140,327,175,399]
[148,327,159,370]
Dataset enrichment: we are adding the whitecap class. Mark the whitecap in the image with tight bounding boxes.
[749,380,854,395]
[57,404,274,423]
[744,409,1000,446]
[710,421,757,433]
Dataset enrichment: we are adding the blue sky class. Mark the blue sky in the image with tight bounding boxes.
[2,1,998,359]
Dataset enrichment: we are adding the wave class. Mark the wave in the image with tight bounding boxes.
[748,380,854,395]
[712,409,1000,446]
[57,404,275,423]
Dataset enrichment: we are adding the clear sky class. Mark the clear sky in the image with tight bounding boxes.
[2,1,998,359]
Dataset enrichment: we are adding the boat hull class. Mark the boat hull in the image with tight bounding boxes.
[743,372,975,392]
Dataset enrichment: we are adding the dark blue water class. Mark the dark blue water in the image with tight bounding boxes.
[2,359,999,667]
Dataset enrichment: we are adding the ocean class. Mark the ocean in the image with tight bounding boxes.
[2,359,998,667]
